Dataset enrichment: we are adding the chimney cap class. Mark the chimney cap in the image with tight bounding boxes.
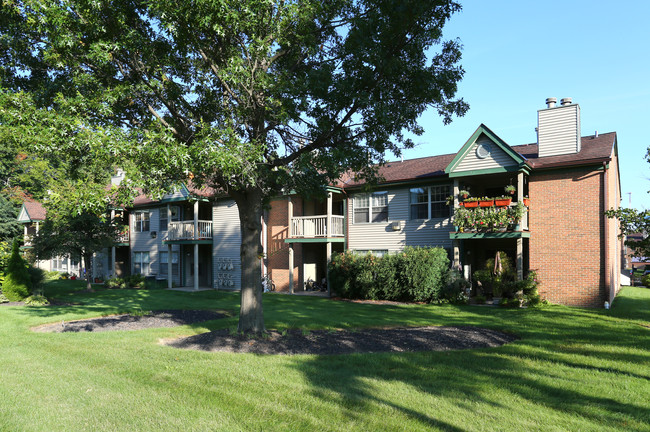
[545,97,557,108]
[560,97,573,106]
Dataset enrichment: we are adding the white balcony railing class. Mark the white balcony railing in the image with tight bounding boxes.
[168,220,212,241]
[116,230,130,243]
[290,215,345,238]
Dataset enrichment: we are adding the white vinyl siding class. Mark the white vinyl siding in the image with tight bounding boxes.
[348,187,453,252]
[212,199,241,290]
[538,104,581,157]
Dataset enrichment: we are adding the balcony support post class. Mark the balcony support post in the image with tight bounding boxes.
[288,196,293,237]
[516,238,523,280]
[288,243,294,294]
[326,241,332,297]
[327,192,332,237]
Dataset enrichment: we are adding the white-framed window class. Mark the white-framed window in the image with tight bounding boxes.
[134,211,150,232]
[159,250,179,277]
[410,185,451,220]
[159,206,180,231]
[133,251,150,275]
[353,192,388,223]
[52,256,68,272]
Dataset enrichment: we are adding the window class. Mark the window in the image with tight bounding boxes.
[159,206,180,231]
[410,188,428,219]
[353,192,388,223]
[410,185,451,219]
[52,256,68,272]
[159,251,179,277]
[430,185,451,218]
[133,252,150,275]
[134,211,150,232]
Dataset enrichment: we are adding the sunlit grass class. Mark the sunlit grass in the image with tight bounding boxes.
[0,282,647,431]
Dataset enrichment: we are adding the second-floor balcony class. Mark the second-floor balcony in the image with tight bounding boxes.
[115,228,130,244]
[290,215,345,238]
[167,220,212,241]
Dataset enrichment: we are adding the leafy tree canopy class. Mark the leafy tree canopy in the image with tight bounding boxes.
[1,0,468,332]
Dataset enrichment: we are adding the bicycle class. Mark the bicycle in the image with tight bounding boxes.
[262,274,276,292]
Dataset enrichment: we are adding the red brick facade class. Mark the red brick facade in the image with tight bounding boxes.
[529,164,615,307]
[267,197,302,292]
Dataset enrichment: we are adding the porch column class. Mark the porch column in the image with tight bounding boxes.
[168,244,173,289]
[288,243,294,294]
[193,201,199,240]
[194,244,199,291]
[110,209,116,277]
[517,172,524,202]
[516,238,523,280]
[288,196,293,237]
[111,247,116,277]
[167,204,172,289]
[326,191,332,237]
[453,179,459,208]
[326,241,332,297]
[453,240,461,269]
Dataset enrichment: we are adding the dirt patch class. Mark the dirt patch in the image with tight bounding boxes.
[32,310,227,333]
[163,326,517,355]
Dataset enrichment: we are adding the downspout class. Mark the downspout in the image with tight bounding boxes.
[603,161,610,305]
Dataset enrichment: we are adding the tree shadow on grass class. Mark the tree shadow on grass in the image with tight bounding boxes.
[289,346,650,431]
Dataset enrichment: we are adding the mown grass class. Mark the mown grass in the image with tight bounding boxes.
[0,282,648,431]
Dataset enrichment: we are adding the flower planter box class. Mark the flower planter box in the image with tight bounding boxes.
[494,198,512,207]
[479,200,494,207]
[463,201,478,208]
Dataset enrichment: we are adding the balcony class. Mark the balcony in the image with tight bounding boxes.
[290,215,345,238]
[167,220,212,241]
[115,228,130,245]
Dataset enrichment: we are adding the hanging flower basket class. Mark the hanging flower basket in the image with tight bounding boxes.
[523,198,530,207]
[494,198,512,207]
[479,199,494,207]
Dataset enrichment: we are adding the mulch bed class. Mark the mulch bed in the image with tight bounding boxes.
[163,326,517,355]
[32,310,227,333]
[28,308,517,355]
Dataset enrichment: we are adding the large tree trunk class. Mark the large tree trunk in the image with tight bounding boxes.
[232,188,265,334]
[83,253,94,292]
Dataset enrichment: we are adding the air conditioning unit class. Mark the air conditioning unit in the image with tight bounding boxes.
[391,221,401,231]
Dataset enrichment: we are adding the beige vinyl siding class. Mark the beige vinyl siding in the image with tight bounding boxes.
[454,135,518,173]
[212,199,241,290]
[348,188,453,252]
[538,104,581,157]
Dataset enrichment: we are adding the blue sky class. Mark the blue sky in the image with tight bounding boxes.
[399,1,650,210]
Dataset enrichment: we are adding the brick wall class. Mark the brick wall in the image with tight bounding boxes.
[529,166,606,307]
[267,197,302,292]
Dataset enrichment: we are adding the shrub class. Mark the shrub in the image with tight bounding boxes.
[642,274,650,287]
[0,293,9,303]
[2,241,32,301]
[127,274,145,288]
[329,247,450,302]
[441,270,470,304]
[28,266,46,292]
[105,277,127,289]
[24,294,50,306]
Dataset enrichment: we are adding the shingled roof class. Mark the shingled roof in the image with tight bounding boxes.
[22,201,47,221]
[340,132,616,188]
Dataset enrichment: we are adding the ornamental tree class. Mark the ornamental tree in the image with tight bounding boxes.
[2,0,468,333]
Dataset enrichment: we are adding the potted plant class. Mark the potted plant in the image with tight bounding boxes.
[445,195,455,206]
[478,196,494,207]
[494,195,512,207]
[504,185,516,195]
[459,189,470,200]
[523,196,530,207]
[507,202,526,230]
[462,197,479,208]
[452,206,469,232]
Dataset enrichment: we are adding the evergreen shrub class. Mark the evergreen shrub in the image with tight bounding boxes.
[329,247,450,302]
[2,241,32,301]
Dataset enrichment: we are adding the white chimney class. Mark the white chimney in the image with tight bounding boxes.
[537,97,581,157]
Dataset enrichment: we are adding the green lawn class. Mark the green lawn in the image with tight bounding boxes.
[0,282,648,431]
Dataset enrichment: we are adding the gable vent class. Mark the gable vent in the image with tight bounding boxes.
[537,97,581,157]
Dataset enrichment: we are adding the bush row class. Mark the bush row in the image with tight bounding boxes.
[328,247,455,303]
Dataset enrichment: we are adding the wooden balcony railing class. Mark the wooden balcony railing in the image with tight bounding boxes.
[167,220,212,241]
[290,215,345,238]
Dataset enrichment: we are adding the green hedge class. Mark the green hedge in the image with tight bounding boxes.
[329,247,450,302]
[1,241,32,301]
